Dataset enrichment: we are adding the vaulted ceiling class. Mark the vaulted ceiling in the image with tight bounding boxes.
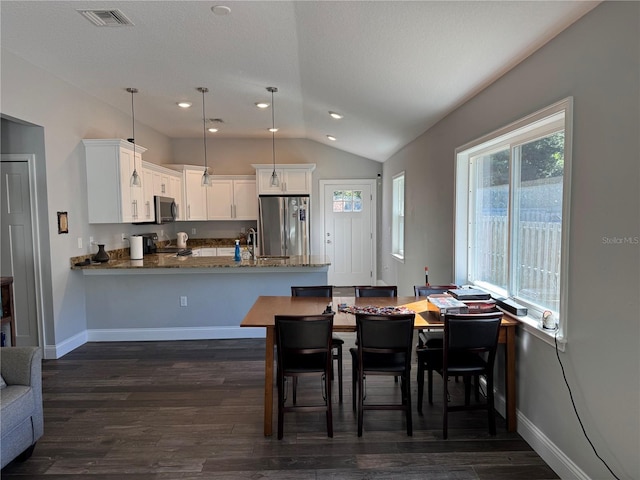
[1,1,597,161]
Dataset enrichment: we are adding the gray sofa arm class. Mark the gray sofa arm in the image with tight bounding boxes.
[1,347,42,387]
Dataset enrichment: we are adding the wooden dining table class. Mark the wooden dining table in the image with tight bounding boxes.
[240,295,518,436]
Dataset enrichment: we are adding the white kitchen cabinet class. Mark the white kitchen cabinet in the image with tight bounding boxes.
[207,176,257,220]
[168,175,183,220]
[139,162,184,222]
[83,139,147,223]
[166,165,208,221]
[252,164,315,195]
[140,166,155,222]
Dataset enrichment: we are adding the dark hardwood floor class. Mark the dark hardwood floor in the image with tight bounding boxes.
[2,337,558,479]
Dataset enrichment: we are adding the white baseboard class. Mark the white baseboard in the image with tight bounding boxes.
[46,327,265,358]
[87,326,266,342]
[44,330,87,359]
[480,378,588,480]
[517,411,591,480]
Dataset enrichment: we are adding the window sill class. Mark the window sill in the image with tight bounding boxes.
[498,308,566,352]
[391,253,404,263]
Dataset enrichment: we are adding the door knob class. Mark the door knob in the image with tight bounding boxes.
[326,240,332,244]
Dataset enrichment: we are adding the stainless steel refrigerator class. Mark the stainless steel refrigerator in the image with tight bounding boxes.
[258,195,310,257]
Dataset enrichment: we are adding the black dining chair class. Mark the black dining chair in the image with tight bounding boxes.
[354,285,398,298]
[290,286,343,403]
[417,311,502,439]
[349,312,415,437]
[275,314,334,440]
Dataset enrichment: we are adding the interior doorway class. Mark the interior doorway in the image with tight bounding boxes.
[1,155,41,346]
[320,179,376,286]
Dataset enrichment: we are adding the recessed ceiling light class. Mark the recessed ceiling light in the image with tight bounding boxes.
[255,102,270,109]
[211,5,231,16]
[329,111,343,119]
[326,135,337,141]
[177,101,192,108]
[208,127,219,133]
[269,128,279,133]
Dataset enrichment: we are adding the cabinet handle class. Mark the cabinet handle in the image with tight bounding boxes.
[161,184,166,194]
[187,205,191,219]
[146,201,151,218]
[132,200,138,219]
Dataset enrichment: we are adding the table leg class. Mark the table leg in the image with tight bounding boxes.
[264,326,275,436]
[505,326,516,432]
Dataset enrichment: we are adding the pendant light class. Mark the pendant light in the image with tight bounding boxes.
[266,86,280,187]
[126,88,141,187]
[197,87,212,187]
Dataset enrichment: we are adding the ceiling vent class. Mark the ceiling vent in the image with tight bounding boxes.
[77,9,134,27]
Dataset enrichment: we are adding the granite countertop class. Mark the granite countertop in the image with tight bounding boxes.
[71,253,331,270]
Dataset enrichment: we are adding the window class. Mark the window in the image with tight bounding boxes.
[392,172,405,260]
[332,190,363,213]
[455,99,572,343]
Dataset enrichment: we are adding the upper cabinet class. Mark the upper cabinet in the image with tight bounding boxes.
[207,176,257,220]
[165,165,208,221]
[252,164,315,195]
[140,161,184,222]
[83,139,147,223]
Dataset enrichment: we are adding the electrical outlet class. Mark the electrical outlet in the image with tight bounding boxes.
[121,233,127,242]
[191,228,196,235]
[77,237,83,249]
[89,236,94,246]
[180,296,188,307]
[160,230,165,238]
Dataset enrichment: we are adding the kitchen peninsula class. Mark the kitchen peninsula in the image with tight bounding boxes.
[72,252,330,342]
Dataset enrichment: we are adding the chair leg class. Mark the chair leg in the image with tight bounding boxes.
[352,361,358,413]
[326,368,333,438]
[336,344,343,404]
[404,374,413,436]
[443,372,449,440]
[487,372,496,436]
[417,359,424,414]
[277,374,285,440]
[474,374,480,402]
[428,368,434,405]
[357,370,365,437]
[292,376,298,405]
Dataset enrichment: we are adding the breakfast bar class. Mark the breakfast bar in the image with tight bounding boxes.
[72,253,330,342]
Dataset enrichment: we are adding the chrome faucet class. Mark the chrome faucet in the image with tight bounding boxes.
[248,228,257,259]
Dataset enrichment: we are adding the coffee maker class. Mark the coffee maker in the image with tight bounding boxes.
[140,233,158,254]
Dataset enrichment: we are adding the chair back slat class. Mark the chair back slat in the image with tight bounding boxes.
[354,286,398,297]
[414,284,458,296]
[275,315,333,352]
[291,286,333,298]
[445,312,501,352]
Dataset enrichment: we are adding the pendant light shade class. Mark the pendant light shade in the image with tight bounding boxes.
[267,86,280,188]
[198,87,212,187]
[126,88,141,187]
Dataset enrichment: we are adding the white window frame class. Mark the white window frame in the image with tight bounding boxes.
[454,98,573,349]
[391,171,405,262]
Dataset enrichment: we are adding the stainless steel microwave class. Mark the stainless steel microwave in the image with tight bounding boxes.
[154,196,178,224]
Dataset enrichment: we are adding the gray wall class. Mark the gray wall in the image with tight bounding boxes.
[1,50,174,349]
[381,3,639,479]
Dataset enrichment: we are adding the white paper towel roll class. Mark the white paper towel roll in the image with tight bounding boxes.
[130,235,143,260]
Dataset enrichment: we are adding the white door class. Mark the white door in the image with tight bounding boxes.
[0,157,39,346]
[321,180,376,286]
